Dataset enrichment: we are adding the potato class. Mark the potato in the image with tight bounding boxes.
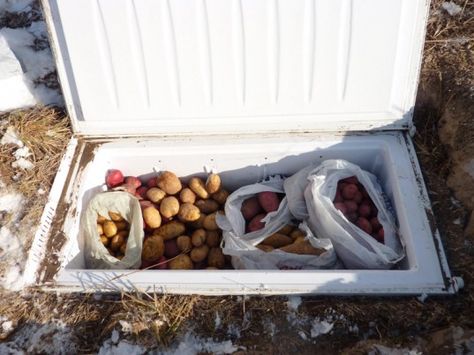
[334,190,343,203]
[120,243,127,255]
[342,176,359,184]
[341,184,358,200]
[377,228,385,242]
[188,213,206,229]
[169,254,193,270]
[345,212,358,223]
[370,217,382,231]
[178,203,200,222]
[100,235,109,246]
[146,187,166,204]
[211,189,229,205]
[143,206,162,229]
[108,211,124,222]
[195,199,219,214]
[206,266,218,270]
[240,197,262,221]
[334,202,347,214]
[179,188,196,204]
[97,224,104,235]
[280,241,324,255]
[189,177,209,199]
[256,244,274,252]
[206,230,221,248]
[136,186,148,199]
[356,217,372,234]
[97,215,108,224]
[277,224,294,236]
[147,177,157,188]
[261,233,293,248]
[153,221,186,240]
[294,236,306,244]
[117,230,129,239]
[344,200,358,213]
[160,196,180,218]
[116,255,124,260]
[115,221,128,231]
[290,229,305,240]
[207,247,225,268]
[164,239,180,258]
[257,191,280,213]
[176,235,192,252]
[103,221,118,238]
[142,235,165,262]
[190,245,209,262]
[110,233,126,251]
[157,171,182,195]
[203,212,219,231]
[359,203,371,218]
[191,229,207,247]
[247,213,266,232]
[205,173,221,194]
[353,191,363,204]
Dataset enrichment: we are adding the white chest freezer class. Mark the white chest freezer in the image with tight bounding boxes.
[24,0,463,295]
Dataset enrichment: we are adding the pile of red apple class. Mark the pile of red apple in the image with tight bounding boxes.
[333,176,384,243]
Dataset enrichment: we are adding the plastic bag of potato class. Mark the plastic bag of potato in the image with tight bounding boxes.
[301,160,404,269]
[223,221,336,270]
[217,177,336,269]
[83,191,144,269]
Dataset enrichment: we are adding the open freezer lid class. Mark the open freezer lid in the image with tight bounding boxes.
[44,0,429,136]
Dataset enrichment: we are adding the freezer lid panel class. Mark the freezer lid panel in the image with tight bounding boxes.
[45,0,428,135]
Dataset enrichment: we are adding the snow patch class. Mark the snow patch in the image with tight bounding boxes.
[464,159,474,179]
[442,2,462,16]
[369,344,422,355]
[1,126,24,147]
[214,311,221,329]
[12,157,34,170]
[162,331,241,355]
[0,13,63,111]
[310,318,334,338]
[98,333,145,355]
[0,189,26,290]
[287,296,302,311]
[0,321,76,355]
[0,0,33,13]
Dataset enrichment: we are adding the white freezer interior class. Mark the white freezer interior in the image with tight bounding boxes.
[40,132,456,294]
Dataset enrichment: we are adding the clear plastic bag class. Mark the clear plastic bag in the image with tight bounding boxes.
[217,177,337,270]
[83,191,144,269]
[302,160,404,269]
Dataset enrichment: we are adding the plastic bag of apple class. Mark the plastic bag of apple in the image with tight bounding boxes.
[285,160,404,269]
[217,177,337,270]
[103,169,232,270]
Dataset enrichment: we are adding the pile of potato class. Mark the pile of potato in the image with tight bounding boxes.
[256,224,324,255]
[240,191,283,232]
[333,176,385,243]
[105,169,231,269]
[97,211,130,259]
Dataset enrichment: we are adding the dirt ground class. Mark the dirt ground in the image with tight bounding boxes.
[0,0,473,354]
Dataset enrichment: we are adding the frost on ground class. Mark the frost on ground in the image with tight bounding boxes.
[0,320,77,355]
[0,0,62,111]
[441,1,462,16]
[97,329,241,355]
[0,181,26,290]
